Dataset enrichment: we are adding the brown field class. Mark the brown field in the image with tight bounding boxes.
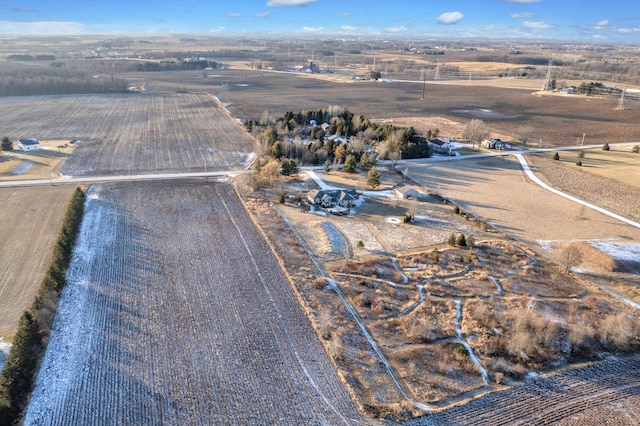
[0,93,256,177]
[536,146,640,190]
[102,68,640,148]
[0,185,76,340]
[404,156,640,255]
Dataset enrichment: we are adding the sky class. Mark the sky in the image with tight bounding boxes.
[1,0,639,42]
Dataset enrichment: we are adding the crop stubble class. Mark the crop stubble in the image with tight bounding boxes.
[0,186,75,340]
[0,93,255,176]
[25,180,361,425]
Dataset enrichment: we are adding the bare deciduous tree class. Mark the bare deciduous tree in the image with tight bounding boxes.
[462,119,490,149]
[562,244,583,272]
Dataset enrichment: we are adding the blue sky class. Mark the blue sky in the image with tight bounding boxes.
[1,0,639,42]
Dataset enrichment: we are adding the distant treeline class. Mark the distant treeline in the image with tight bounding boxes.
[0,67,128,97]
[7,54,57,61]
[475,55,568,66]
[127,59,223,72]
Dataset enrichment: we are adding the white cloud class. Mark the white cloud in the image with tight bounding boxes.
[385,25,409,33]
[523,21,553,30]
[336,12,351,17]
[209,26,225,33]
[595,19,609,27]
[510,12,537,19]
[301,26,323,33]
[340,25,359,32]
[505,0,540,3]
[0,20,86,34]
[228,13,242,18]
[253,11,271,18]
[267,0,316,6]
[616,27,640,33]
[437,11,463,25]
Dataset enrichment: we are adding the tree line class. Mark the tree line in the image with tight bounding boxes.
[0,187,85,424]
[0,66,128,97]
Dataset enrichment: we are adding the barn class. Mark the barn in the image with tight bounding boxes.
[17,138,40,151]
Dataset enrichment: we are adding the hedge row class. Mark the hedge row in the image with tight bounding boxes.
[0,187,85,424]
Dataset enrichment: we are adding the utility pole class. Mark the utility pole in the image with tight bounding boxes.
[616,89,625,110]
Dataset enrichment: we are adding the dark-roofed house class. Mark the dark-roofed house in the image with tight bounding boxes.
[307,189,359,209]
[17,138,40,151]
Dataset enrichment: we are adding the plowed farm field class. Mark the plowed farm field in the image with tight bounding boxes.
[139,68,640,146]
[0,93,255,176]
[25,181,362,425]
[0,185,75,341]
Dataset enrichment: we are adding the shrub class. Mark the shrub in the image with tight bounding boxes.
[356,240,364,248]
[456,234,467,247]
[553,152,559,160]
[453,205,460,214]
[447,234,457,246]
[466,235,475,247]
[576,160,582,166]
[632,145,639,153]
[578,150,585,158]
[602,143,610,151]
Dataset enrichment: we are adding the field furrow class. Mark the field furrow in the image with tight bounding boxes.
[24,180,360,425]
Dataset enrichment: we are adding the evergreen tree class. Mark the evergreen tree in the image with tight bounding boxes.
[367,166,381,188]
[343,154,357,173]
[1,137,12,151]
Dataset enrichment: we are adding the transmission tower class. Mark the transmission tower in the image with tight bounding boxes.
[615,88,626,110]
[541,60,553,91]
[434,60,440,80]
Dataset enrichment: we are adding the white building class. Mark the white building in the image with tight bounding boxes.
[17,138,40,151]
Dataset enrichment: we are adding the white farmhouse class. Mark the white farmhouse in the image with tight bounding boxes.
[17,138,40,151]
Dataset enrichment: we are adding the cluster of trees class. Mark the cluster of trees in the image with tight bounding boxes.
[0,68,128,97]
[246,106,434,175]
[0,188,85,424]
[577,82,622,97]
[1,137,12,151]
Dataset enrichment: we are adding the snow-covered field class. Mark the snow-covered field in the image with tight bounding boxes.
[24,181,360,425]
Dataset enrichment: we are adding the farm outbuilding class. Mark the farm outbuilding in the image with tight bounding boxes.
[17,138,40,151]
[394,185,421,200]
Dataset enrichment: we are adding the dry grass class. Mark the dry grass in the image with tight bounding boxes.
[557,241,617,272]
[0,185,75,341]
[0,140,76,180]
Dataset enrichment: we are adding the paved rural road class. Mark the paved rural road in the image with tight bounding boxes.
[1,142,635,189]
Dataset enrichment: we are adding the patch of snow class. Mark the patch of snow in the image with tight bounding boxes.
[11,160,33,175]
[0,338,11,371]
[24,192,110,423]
[361,189,395,198]
[304,170,336,190]
[386,217,401,224]
[590,242,640,262]
[454,300,489,385]
[488,276,503,296]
